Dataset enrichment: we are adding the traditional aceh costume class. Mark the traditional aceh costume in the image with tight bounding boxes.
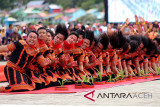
[72,39,86,81]
[58,40,75,80]
[26,28,54,89]
[45,40,65,85]
[1,40,45,92]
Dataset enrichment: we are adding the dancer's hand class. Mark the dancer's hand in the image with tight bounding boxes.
[42,57,51,67]
[54,57,59,64]
[94,59,100,65]
[125,18,130,25]
[71,61,78,67]
[65,54,70,62]
[149,23,153,30]
[139,16,145,23]
[135,15,139,23]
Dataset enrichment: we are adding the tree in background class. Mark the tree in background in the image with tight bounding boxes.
[47,0,103,10]
[0,0,103,11]
[0,0,30,10]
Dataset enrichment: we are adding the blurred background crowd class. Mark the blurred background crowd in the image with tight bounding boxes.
[0,0,160,60]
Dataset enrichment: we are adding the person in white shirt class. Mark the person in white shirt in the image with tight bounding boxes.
[48,23,55,34]
[100,21,107,32]
[22,29,28,40]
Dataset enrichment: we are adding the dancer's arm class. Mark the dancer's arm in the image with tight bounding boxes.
[133,57,141,75]
[36,53,51,67]
[135,15,142,34]
[120,18,129,33]
[0,45,9,52]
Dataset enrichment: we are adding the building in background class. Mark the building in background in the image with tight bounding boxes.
[49,4,62,14]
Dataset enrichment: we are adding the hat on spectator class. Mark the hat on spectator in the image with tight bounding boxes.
[85,25,89,28]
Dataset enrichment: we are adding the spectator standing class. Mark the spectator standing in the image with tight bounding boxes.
[6,24,13,43]
[149,25,159,39]
[85,25,90,31]
[9,27,22,42]
[67,24,73,34]
[22,29,28,40]
[0,27,6,39]
[100,21,107,32]
[38,21,43,26]
[48,23,55,34]
[71,24,78,31]
[92,25,100,39]
[16,25,22,35]
[27,23,33,32]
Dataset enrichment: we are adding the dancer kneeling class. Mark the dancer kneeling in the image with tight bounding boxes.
[0,31,50,92]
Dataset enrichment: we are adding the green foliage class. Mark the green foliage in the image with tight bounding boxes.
[90,76,94,83]
[114,71,122,81]
[58,80,63,87]
[130,69,133,78]
[0,0,31,10]
[96,69,102,82]
[82,74,88,83]
[119,69,125,79]
[43,20,50,26]
[0,16,5,25]
[80,73,93,84]
[1,0,104,13]
[23,0,32,5]
[98,3,104,11]
[0,0,14,10]
[107,74,112,82]
[56,0,75,9]
[75,80,81,84]
[139,70,145,76]
[58,79,71,87]
[81,0,95,10]
[10,11,24,21]
[32,21,39,25]
[77,14,98,25]
[46,0,103,10]
[156,67,160,75]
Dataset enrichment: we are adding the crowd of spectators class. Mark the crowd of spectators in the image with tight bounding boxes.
[0,17,160,61]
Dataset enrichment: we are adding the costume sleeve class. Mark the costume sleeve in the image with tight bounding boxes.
[46,53,54,60]
[57,49,64,57]
[105,52,110,62]
[58,52,65,62]
[36,53,45,65]
[99,54,103,62]
[150,57,155,62]
[43,49,50,57]
[7,41,21,51]
[78,54,85,62]
[84,56,89,63]
[68,56,74,63]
